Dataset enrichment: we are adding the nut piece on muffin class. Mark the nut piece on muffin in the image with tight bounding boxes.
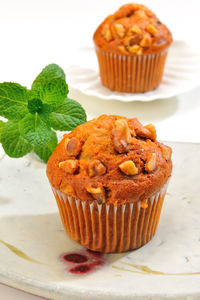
[47,115,172,253]
[93,3,173,93]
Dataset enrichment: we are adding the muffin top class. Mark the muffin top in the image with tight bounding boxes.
[93,3,173,56]
[47,115,172,206]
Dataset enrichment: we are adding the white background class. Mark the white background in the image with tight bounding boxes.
[0,0,200,299]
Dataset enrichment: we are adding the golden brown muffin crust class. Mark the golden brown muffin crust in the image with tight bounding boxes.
[47,115,172,205]
[93,3,173,55]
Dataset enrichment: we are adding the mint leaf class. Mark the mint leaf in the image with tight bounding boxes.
[31,64,68,109]
[1,121,32,157]
[34,130,58,163]
[28,98,43,114]
[0,120,5,142]
[49,98,87,131]
[19,113,52,147]
[32,64,66,90]
[0,83,29,120]
[33,78,68,109]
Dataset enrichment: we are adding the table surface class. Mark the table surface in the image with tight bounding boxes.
[0,0,200,299]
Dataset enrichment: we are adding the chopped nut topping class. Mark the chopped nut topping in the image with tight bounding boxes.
[115,23,125,38]
[145,153,157,172]
[118,45,129,55]
[136,48,143,55]
[131,128,136,137]
[127,24,142,36]
[128,44,140,54]
[144,123,157,140]
[59,159,79,174]
[116,119,132,142]
[146,24,158,35]
[86,185,106,203]
[119,160,138,176]
[140,34,152,47]
[102,24,112,41]
[104,29,112,41]
[135,9,147,19]
[124,35,140,47]
[88,159,106,177]
[128,121,136,137]
[131,118,152,139]
[60,184,75,196]
[112,119,132,153]
[160,145,171,161]
[86,186,102,194]
[65,137,81,156]
[141,201,148,209]
[124,36,132,46]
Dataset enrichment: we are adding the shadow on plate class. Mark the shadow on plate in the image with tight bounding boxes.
[0,213,128,270]
[70,88,179,123]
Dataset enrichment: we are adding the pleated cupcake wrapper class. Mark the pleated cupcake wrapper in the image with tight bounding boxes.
[52,181,168,253]
[95,47,168,93]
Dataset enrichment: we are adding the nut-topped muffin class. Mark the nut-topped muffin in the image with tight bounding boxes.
[93,3,173,93]
[47,115,172,252]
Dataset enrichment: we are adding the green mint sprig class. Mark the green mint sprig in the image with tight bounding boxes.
[0,120,5,143]
[0,64,86,162]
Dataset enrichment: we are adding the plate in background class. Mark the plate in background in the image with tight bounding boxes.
[0,141,200,299]
[66,41,200,102]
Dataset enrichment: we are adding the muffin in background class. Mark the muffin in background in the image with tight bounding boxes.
[47,115,172,253]
[93,3,173,93]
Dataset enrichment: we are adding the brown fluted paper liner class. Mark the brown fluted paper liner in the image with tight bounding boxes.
[52,181,168,253]
[95,47,168,93]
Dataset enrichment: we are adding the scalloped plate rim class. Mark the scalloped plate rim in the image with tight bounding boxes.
[69,80,200,102]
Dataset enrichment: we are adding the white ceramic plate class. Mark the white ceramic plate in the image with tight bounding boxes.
[0,141,200,299]
[65,41,200,102]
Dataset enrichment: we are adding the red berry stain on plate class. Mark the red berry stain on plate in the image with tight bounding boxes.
[59,249,107,275]
[63,253,88,263]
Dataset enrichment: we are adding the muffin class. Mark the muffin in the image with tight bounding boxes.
[47,115,172,253]
[93,3,173,93]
